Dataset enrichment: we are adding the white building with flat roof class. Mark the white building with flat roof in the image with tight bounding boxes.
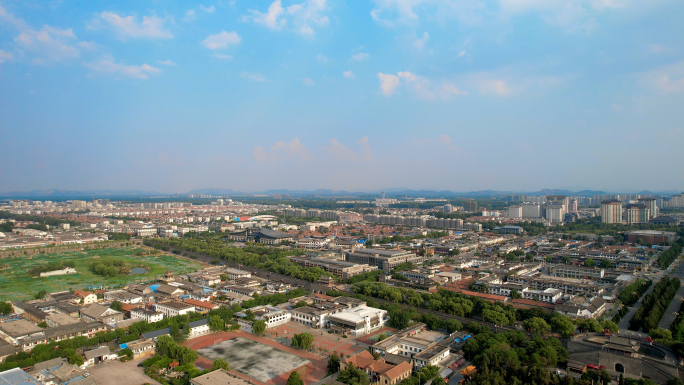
[327,305,387,337]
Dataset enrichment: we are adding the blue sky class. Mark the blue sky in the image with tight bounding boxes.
[1,0,683,193]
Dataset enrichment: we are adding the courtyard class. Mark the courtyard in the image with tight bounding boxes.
[184,331,330,385]
[197,337,310,383]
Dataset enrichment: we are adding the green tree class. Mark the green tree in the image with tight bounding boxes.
[328,352,340,373]
[171,323,186,343]
[110,300,123,312]
[213,358,230,371]
[252,320,266,335]
[0,301,13,315]
[510,289,522,299]
[523,317,551,336]
[337,363,370,385]
[584,258,597,267]
[209,315,225,332]
[291,333,314,350]
[287,370,304,385]
[600,259,612,268]
[550,314,575,338]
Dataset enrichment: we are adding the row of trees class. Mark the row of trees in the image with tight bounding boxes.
[629,277,681,332]
[657,238,684,268]
[146,238,329,283]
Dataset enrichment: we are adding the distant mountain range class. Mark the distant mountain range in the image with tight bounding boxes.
[0,187,680,200]
[0,189,163,198]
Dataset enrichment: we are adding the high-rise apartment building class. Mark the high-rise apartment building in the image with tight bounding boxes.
[601,199,623,224]
[625,204,650,224]
[637,197,658,219]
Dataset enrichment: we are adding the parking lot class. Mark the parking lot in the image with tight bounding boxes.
[88,358,161,385]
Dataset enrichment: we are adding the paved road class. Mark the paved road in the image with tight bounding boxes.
[617,278,658,331]
[657,256,684,329]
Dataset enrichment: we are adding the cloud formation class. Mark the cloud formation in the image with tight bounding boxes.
[241,71,266,82]
[643,61,684,93]
[243,0,329,36]
[351,52,370,62]
[90,12,173,39]
[85,59,162,79]
[202,31,241,50]
[343,70,355,80]
[328,137,374,162]
[378,71,467,99]
[253,138,311,162]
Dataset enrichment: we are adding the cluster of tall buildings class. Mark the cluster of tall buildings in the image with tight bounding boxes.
[600,197,659,224]
[507,195,579,224]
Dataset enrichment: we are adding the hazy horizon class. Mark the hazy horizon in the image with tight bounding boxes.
[1,1,683,193]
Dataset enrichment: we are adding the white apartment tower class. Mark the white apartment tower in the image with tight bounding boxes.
[601,200,623,224]
[508,205,522,218]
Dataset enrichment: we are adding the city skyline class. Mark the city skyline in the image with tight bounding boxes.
[1,0,684,192]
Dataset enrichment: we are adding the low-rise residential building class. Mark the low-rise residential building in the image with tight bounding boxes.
[73,290,98,305]
[126,339,156,359]
[341,351,413,385]
[288,255,378,279]
[550,265,605,280]
[223,268,252,280]
[130,308,164,323]
[104,289,143,304]
[154,302,196,318]
[184,299,218,313]
[79,304,124,324]
[238,305,291,329]
[45,313,81,328]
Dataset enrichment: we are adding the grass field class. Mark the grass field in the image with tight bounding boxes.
[0,247,204,301]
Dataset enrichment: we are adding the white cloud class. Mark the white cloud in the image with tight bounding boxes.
[379,71,467,99]
[243,0,286,29]
[351,52,370,62]
[214,53,233,60]
[370,0,486,27]
[0,5,97,65]
[85,59,162,79]
[463,69,569,96]
[243,0,329,36]
[241,71,266,82]
[182,10,196,22]
[643,61,684,93]
[378,73,401,96]
[458,51,468,57]
[202,31,241,50]
[303,77,314,85]
[414,31,429,50]
[476,77,511,96]
[316,54,329,63]
[0,49,13,63]
[90,12,173,39]
[328,137,374,162]
[157,59,177,66]
[201,5,217,13]
[253,138,310,162]
[14,25,81,64]
[343,70,355,80]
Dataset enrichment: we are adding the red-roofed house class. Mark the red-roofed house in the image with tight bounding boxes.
[74,290,98,305]
[341,351,412,385]
[183,299,217,312]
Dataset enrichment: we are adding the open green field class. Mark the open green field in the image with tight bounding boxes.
[0,247,204,301]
